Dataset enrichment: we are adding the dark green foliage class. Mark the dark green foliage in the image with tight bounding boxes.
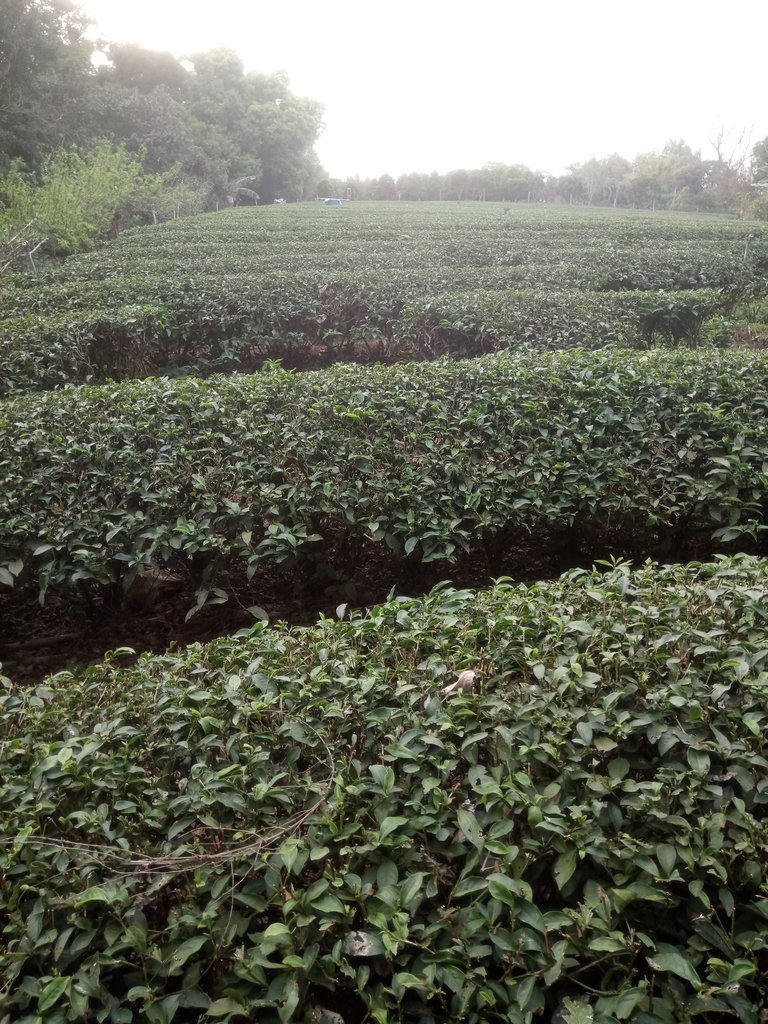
[0,5,324,212]
[1,203,765,393]
[0,0,93,168]
[0,304,170,393]
[399,288,728,358]
[1,349,767,610]
[0,281,733,394]
[2,557,768,1021]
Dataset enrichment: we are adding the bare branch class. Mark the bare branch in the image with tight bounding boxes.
[0,219,46,274]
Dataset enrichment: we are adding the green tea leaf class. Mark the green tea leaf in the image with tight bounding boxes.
[456,808,484,849]
[38,976,71,1012]
[168,935,208,968]
[646,943,701,984]
[554,849,578,890]
[378,816,409,839]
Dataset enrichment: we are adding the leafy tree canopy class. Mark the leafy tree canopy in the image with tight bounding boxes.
[0,7,326,206]
[0,0,94,167]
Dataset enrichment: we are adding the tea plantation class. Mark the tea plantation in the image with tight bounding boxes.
[1,203,766,393]
[1,203,768,1023]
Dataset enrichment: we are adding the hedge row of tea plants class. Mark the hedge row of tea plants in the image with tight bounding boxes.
[398,287,728,360]
[0,285,733,395]
[1,203,765,393]
[1,349,767,610]
[10,202,760,293]
[3,556,768,1022]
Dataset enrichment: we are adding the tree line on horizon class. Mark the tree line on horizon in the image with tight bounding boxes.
[323,138,768,218]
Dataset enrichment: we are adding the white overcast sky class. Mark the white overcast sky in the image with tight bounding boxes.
[79,0,768,180]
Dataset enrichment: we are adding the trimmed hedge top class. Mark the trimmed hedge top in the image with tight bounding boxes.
[1,203,765,392]
[2,556,768,1021]
[1,349,767,609]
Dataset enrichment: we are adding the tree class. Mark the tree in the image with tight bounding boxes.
[569,154,631,207]
[659,141,703,209]
[698,159,745,213]
[396,172,435,201]
[550,167,587,204]
[241,85,324,202]
[478,162,545,202]
[107,43,189,95]
[185,53,324,202]
[709,124,752,177]
[627,153,669,209]
[187,49,249,137]
[0,0,94,168]
[444,168,470,201]
[373,173,397,200]
[82,83,211,174]
[752,137,768,183]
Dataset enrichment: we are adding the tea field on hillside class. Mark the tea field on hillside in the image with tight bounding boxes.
[1,202,768,1022]
[1,202,767,393]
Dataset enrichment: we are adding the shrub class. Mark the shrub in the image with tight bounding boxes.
[1,349,767,610]
[2,557,768,1021]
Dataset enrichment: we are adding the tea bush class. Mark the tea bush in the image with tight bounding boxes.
[2,557,768,1022]
[0,284,733,395]
[1,349,766,610]
[1,203,765,393]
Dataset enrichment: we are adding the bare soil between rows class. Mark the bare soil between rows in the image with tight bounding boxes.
[0,528,748,685]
